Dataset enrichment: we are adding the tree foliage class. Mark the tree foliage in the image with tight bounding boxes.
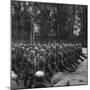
[11,1,87,45]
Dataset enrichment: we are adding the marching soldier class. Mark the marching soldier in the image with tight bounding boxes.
[12,41,86,88]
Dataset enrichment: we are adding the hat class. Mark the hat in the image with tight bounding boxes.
[11,71,18,80]
[30,50,35,54]
[35,71,45,77]
[34,47,38,50]
[40,49,45,52]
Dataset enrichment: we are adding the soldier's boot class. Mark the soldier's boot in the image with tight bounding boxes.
[45,74,51,83]
[62,64,73,72]
[71,56,79,65]
[70,57,79,68]
[76,55,84,62]
[69,57,78,68]
[68,64,76,72]
[63,62,75,72]
[65,58,75,69]
[62,60,73,72]
[68,61,77,71]
[79,56,85,61]
[65,59,76,71]
[74,55,81,64]
[80,53,87,59]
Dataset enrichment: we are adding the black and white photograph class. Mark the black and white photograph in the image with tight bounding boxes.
[11,0,88,89]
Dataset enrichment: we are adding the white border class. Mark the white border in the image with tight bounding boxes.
[19,0,88,5]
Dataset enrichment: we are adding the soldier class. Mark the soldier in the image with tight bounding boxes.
[33,71,47,88]
[74,46,84,62]
[57,46,73,72]
[50,50,59,73]
[77,44,87,59]
[23,57,35,88]
[45,51,54,83]
[62,46,75,72]
[67,46,78,70]
[56,50,64,72]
